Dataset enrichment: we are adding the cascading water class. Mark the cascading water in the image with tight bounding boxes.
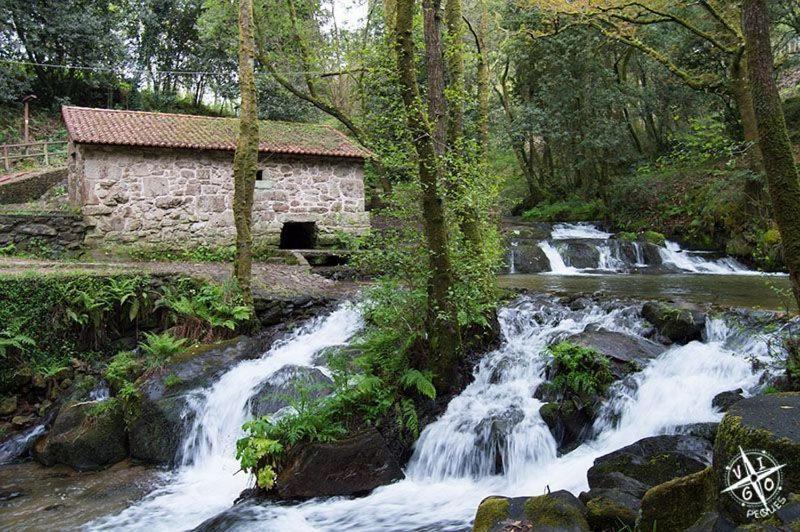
[198,295,778,531]
[509,222,772,275]
[537,241,579,275]
[88,305,363,532]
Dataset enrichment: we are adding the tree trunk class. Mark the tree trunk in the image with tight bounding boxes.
[423,0,447,155]
[444,0,464,144]
[729,53,763,173]
[476,0,490,153]
[743,0,800,311]
[394,0,461,385]
[233,0,259,308]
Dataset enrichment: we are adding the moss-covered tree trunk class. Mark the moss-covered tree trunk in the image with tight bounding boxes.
[233,0,259,307]
[443,0,464,145]
[394,0,461,386]
[743,0,800,311]
[476,0,489,154]
[423,0,447,155]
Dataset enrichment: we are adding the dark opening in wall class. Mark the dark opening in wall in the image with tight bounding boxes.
[256,169,263,181]
[280,221,317,249]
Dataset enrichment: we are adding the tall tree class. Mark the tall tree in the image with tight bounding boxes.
[393,0,461,384]
[232,0,259,307]
[742,0,800,310]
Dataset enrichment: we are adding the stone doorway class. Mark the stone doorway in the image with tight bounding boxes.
[279,221,317,249]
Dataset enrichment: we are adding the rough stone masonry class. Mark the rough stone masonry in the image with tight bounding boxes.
[62,106,370,250]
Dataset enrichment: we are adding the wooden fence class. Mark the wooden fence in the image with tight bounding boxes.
[1,140,68,171]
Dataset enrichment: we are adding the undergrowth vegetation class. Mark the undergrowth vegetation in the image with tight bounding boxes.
[0,273,252,394]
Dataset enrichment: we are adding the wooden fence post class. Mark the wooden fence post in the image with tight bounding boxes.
[43,142,49,166]
[2,146,8,171]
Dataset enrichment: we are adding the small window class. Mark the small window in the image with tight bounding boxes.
[255,169,264,181]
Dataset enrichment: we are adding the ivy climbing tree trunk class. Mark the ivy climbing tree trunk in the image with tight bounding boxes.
[476,0,490,153]
[394,0,461,387]
[233,0,259,308]
[742,0,800,311]
[444,0,464,145]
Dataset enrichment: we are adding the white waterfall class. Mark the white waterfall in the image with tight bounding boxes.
[537,241,579,275]
[208,296,773,531]
[88,305,363,531]
[658,241,755,274]
[551,223,612,240]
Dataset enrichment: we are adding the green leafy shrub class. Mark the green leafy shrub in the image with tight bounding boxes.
[522,197,605,222]
[139,332,187,369]
[104,351,142,393]
[643,231,666,247]
[547,341,613,397]
[158,279,252,341]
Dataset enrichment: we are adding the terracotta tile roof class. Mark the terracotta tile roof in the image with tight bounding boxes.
[62,106,369,159]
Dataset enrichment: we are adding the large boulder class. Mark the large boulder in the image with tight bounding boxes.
[713,393,800,524]
[129,334,276,465]
[511,243,551,274]
[712,388,745,412]
[559,242,600,269]
[582,434,712,520]
[248,365,333,418]
[34,399,127,471]
[641,301,706,344]
[564,329,665,378]
[584,492,638,530]
[539,401,594,454]
[475,406,524,474]
[473,491,589,532]
[273,427,403,499]
[639,466,715,532]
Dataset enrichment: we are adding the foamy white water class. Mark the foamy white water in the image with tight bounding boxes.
[88,305,363,531]
[658,241,755,274]
[207,296,775,531]
[551,223,612,240]
[537,241,580,275]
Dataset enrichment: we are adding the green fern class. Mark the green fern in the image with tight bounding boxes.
[400,369,436,399]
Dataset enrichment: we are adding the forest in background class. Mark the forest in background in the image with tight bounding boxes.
[2,1,800,270]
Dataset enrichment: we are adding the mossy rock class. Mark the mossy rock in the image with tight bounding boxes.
[523,491,590,531]
[472,492,589,532]
[640,466,715,532]
[641,301,706,344]
[473,496,511,532]
[642,231,666,247]
[585,494,638,530]
[713,393,800,524]
[34,399,127,471]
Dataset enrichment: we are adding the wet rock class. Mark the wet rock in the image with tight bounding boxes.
[253,295,337,328]
[639,467,715,532]
[641,243,664,268]
[584,493,638,530]
[674,422,719,444]
[560,241,600,269]
[129,334,277,465]
[713,393,800,524]
[472,491,590,532]
[249,365,333,418]
[585,434,711,503]
[539,401,594,454]
[641,301,706,344]
[34,400,127,471]
[512,243,551,274]
[564,329,664,378]
[712,388,745,412]
[273,427,403,499]
[504,222,552,242]
[11,415,35,428]
[475,406,525,473]
[0,395,18,416]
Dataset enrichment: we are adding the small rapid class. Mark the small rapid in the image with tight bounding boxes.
[88,305,363,531]
[204,295,781,531]
[507,222,775,276]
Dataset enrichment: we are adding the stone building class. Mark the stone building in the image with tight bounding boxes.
[63,106,369,249]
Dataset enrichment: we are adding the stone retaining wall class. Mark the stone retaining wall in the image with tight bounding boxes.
[0,167,67,205]
[69,144,369,248]
[0,213,87,256]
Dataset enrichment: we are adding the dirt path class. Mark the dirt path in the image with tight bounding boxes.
[0,257,363,298]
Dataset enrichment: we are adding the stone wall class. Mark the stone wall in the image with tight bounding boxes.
[68,144,369,248]
[0,167,67,205]
[0,213,86,256]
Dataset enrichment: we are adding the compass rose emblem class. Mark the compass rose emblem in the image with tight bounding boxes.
[721,447,787,518]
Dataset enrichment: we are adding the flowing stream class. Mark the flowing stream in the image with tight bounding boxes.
[87,294,785,531]
[88,305,363,531]
[509,222,766,275]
